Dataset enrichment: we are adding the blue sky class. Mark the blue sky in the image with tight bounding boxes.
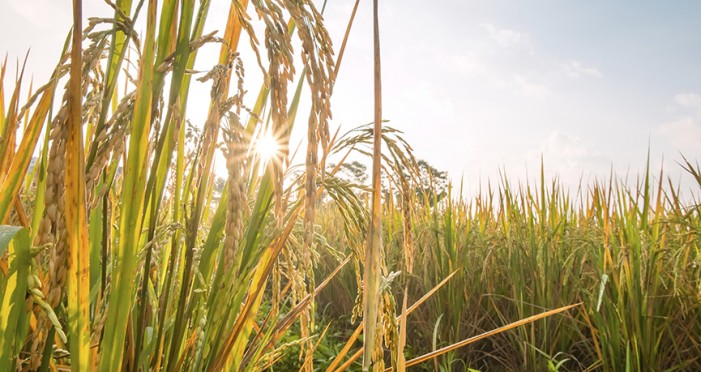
[320,0,701,196]
[2,0,700,198]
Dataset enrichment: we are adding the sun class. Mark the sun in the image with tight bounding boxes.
[255,131,281,163]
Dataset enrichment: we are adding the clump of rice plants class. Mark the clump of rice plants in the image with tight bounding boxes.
[0,0,346,370]
[317,158,701,370]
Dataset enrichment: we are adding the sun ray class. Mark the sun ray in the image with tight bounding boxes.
[254,130,283,165]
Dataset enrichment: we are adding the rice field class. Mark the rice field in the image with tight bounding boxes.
[0,1,699,371]
[314,159,701,371]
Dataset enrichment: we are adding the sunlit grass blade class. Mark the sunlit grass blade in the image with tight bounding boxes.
[0,73,54,223]
[0,55,8,131]
[242,255,353,369]
[328,271,457,371]
[99,0,157,368]
[86,0,141,169]
[401,303,582,369]
[0,54,30,184]
[64,1,91,370]
[0,226,31,370]
[362,0,384,369]
[165,3,250,367]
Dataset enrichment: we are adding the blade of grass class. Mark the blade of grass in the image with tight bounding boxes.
[0,226,31,370]
[99,0,157,368]
[401,303,582,369]
[0,55,7,127]
[0,54,28,180]
[362,0,384,369]
[64,0,91,370]
[165,2,250,367]
[0,73,55,223]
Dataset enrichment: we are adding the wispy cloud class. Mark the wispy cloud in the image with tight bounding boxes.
[521,132,612,188]
[514,75,551,98]
[446,54,494,79]
[540,132,588,168]
[561,60,603,79]
[658,116,701,156]
[673,93,701,110]
[658,93,701,156]
[473,23,602,98]
[481,23,532,49]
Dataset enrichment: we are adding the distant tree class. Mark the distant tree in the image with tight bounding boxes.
[381,158,448,206]
[213,176,226,193]
[330,159,448,206]
[331,161,368,185]
[415,159,448,204]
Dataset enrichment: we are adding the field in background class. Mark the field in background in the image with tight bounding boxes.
[313,161,701,370]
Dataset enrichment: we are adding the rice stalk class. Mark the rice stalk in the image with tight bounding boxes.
[362,1,384,369]
[63,0,91,369]
[98,0,157,368]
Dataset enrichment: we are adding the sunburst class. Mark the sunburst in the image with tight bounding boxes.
[254,130,283,164]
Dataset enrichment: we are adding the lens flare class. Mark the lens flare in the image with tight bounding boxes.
[255,132,280,162]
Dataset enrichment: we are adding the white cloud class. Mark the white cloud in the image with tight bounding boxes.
[446,54,493,78]
[514,75,551,98]
[522,132,612,189]
[477,24,602,94]
[481,23,531,48]
[561,60,603,79]
[443,53,550,98]
[540,132,588,169]
[657,93,701,158]
[673,93,701,110]
[657,116,701,156]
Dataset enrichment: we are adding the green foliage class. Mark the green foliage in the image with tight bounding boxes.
[415,159,449,205]
[336,161,369,185]
[0,0,346,370]
[0,226,31,371]
[317,161,701,371]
